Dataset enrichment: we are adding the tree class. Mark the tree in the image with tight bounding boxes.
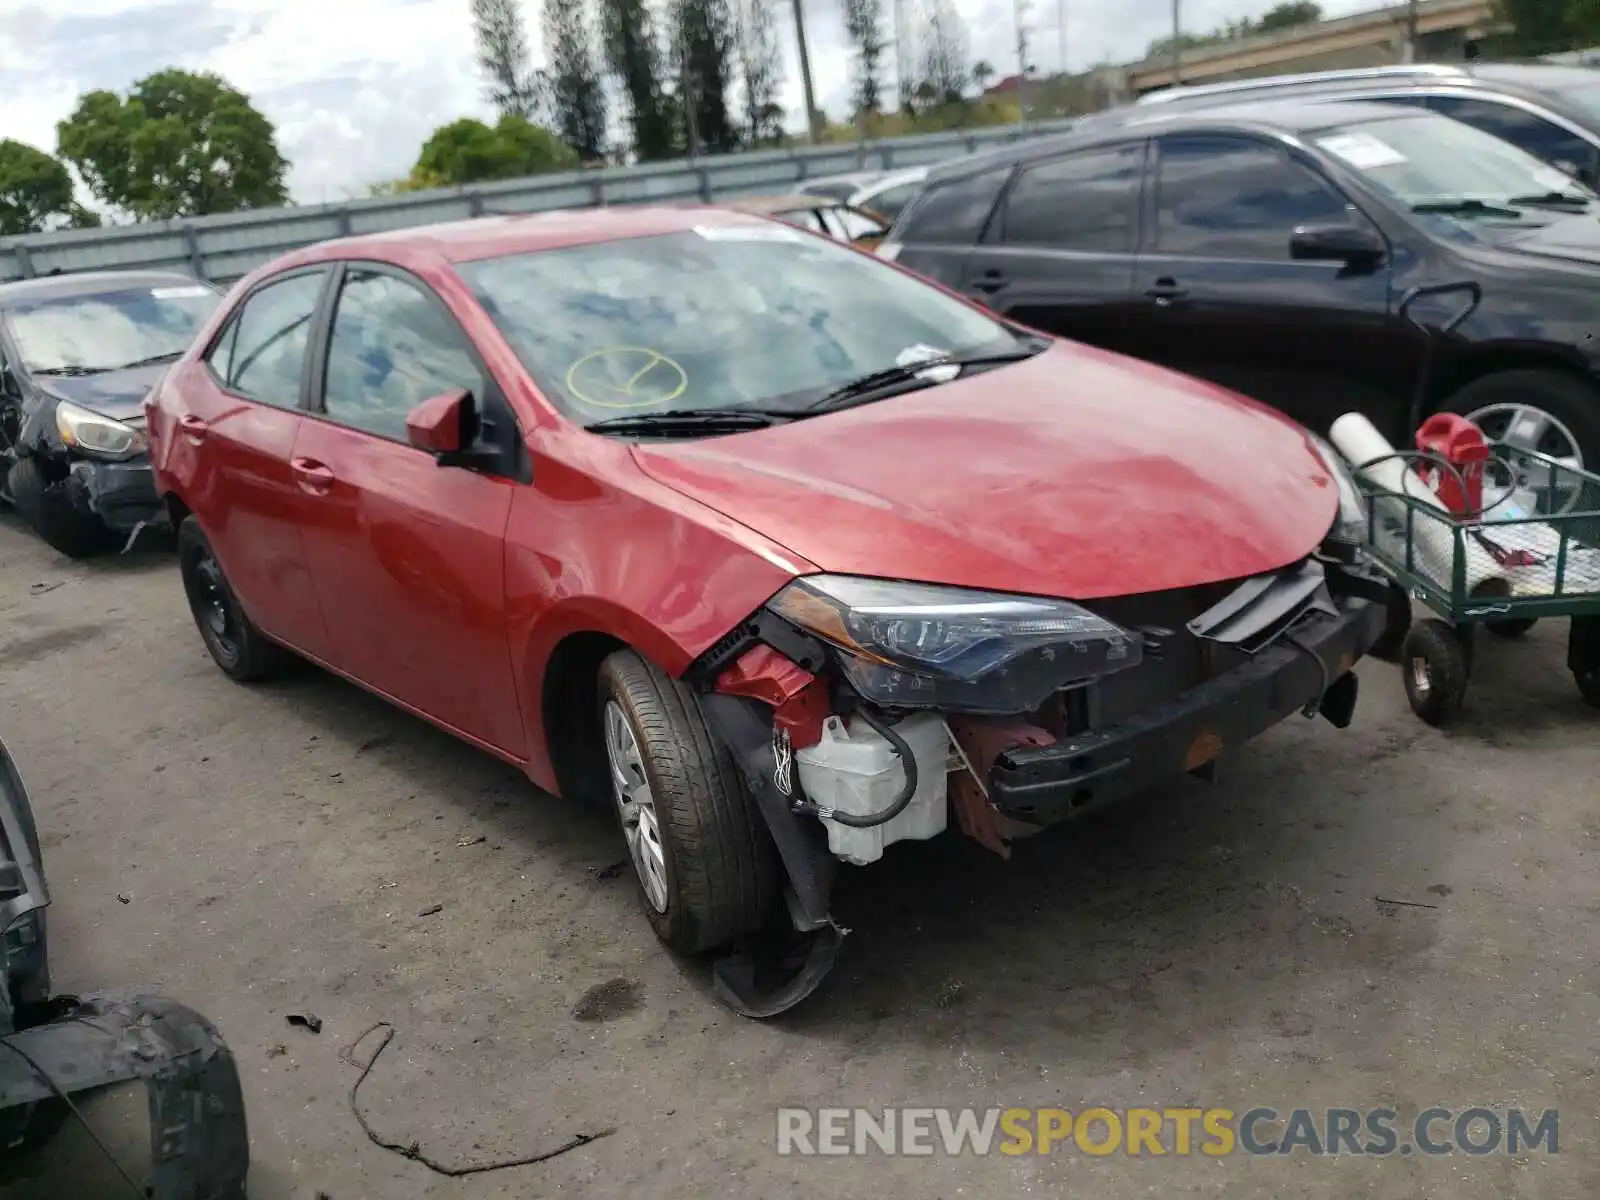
[601,0,677,159]
[669,0,739,154]
[471,0,541,118]
[733,0,784,143]
[971,59,996,93]
[843,0,888,116]
[0,140,100,235]
[1257,1,1320,32]
[414,114,578,185]
[56,69,289,220]
[542,0,609,159]
[919,0,970,105]
[1496,0,1600,54]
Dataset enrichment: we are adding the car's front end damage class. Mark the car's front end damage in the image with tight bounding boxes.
[0,737,249,1195]
[687,444,1389,1018]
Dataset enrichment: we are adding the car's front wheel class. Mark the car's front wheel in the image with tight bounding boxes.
[6,457,118,559]
[596,650,778,955]
[176,516,287,682]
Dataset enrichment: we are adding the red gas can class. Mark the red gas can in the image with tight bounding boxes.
[1415,413,1488,518]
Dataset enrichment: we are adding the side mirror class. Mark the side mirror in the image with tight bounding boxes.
[405,388,479,463]
[1289,222,1387,267]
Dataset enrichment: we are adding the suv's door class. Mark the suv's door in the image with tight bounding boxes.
[886,165,1014,289]
[960,142,1146,355]
[290,263,527,757]
[1423,93,1600,186]
[1131,132,1409,435]
[178,268,333,658]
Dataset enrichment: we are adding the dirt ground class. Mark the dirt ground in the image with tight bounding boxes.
[1,512,1597,1199]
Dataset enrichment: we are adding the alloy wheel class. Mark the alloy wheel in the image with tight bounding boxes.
[1466,402,1585,513]
[603,700,669,914]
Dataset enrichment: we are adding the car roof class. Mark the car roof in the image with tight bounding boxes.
[0,269,208,306]
[857,166,928,192]
[259,205,799,278]
[1136,61,1599,111]
[922,97,1426,183]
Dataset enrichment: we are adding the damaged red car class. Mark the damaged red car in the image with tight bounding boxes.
[145,207,1388,1016]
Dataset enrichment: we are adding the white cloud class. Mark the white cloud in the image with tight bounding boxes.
[0,0,1387,204]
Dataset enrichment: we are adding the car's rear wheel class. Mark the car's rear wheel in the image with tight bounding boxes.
[176,516,287,682]
[6,457,118,559]
[596,649,778,955]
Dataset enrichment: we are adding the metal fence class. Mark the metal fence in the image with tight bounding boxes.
[0,119,1076,287]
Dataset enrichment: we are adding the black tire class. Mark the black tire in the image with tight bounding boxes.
[1442,368,1600,480]
[1401,619,1470,726]
[597,649,778,955]
[1486,617,1539,639]
[6,456,118,559]
[1571,616,1600,709]
[176,516,287,682]
[1367,580,1413,663]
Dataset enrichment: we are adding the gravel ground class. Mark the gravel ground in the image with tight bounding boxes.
[1,512,1597,1199]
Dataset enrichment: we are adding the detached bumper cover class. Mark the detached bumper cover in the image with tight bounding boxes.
[989,596,1385,826]
[66,456,164,530]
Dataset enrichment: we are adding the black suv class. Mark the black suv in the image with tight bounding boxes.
[1133,63,1600,187]
[881,97,1600,472]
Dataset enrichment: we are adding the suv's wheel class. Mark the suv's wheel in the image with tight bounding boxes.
[1444,369,1600,494]
[596,649,778,955]
[176,516,287,681]
[6,457,118,559]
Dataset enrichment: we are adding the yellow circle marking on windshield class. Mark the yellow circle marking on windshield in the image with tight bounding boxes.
[565,346,688,410]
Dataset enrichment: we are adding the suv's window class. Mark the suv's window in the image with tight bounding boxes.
[1000,145,1143,251]
[1425,96,1595,178]
[212,271,324,407]
[894,167,1011,244]
[321,269,484,442]
[1154,134,1353,258]
[868,181,922,219]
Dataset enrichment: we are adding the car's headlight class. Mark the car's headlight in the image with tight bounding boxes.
[1307,432,1368,547]
[55,400,146,459]
[766,574,1142,714]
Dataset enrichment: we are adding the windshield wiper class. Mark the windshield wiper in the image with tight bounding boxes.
[111,350,186,371]
[583,408,790,436]
[803,344,1046,413]
[1411,198,1524,219]
[1504,190,1592,211]
[31,365,113,377]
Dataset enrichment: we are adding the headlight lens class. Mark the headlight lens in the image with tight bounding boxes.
[55,400,146,459]
[767,574,1142,713]
[1307,432,1368,546]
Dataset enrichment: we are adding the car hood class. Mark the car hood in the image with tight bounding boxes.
[1481,212,1600,266]
[32,363,167,422]
[630,342,1339,600]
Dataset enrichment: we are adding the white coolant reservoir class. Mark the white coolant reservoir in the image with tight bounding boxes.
[794,712,950,867]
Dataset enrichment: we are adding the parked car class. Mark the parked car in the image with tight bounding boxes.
[848,166,930,221]
[145,206,1385,1015]
[1134,63,1600,187]
[791,170,885,202]
[0,271,222,557]
[722,194,891,247]
[881,98,1600,474]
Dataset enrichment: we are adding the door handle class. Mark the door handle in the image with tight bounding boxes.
[971,270,1006,294]
[291,457,335,493]
[1145,278,1189,306]
[178,414,208,442]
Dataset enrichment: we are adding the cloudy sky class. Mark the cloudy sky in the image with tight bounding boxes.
[1,0,1383,203]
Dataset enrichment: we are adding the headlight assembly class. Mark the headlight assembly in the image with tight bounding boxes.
[55,400,146,460]
[1307,432,1368,548]
[766,574,1142,713]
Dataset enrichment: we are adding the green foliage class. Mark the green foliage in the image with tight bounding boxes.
[414,114,579,186]
[56,69,289,220]
[1257,2,1322,33]
[601,0,677,160]
[1146,2,1322,58]
[543,0,609,159]
[0,140,100,234]
[1495,0,1600,54]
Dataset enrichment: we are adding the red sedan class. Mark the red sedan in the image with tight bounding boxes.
[146,207,1386,1015]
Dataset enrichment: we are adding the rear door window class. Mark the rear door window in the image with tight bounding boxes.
[998,144,1144,252]
[1425,95,1596,177]
[1153,134,1353,259]
[210,270,326,408]
[893,167,1011,245]
[868,181,922,219]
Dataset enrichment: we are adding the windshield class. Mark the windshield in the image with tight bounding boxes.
[457,225,1019,421]
[1312,112,1598,212]
[4,283,221,375]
